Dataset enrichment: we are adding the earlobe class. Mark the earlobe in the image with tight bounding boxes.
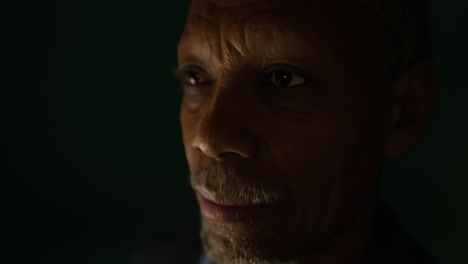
[384,62,437,158]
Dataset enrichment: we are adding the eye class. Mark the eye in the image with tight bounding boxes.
[185,70,210,86]
[175,66,212,87]
[269,70,306,88]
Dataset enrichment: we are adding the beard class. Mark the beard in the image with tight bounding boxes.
[190,162,301,264]
[199,219,301,264]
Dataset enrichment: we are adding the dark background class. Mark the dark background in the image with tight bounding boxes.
[10,1,467,263]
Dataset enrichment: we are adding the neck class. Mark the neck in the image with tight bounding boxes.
[300,200,377,264]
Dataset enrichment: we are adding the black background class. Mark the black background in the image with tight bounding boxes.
[10,1,468,263]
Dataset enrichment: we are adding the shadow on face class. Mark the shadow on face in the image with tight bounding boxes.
[176,0,436,263]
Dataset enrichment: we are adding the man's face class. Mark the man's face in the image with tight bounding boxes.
[178,0,392,262]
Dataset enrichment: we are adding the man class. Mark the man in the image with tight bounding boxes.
[136,0,436,263]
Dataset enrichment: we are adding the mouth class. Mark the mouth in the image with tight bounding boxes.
[196,188,277,222]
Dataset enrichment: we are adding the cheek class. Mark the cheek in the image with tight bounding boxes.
[262,103,384,233]
[265,118,353,202]
[180,109,199,167]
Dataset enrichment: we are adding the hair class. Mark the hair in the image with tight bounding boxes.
[360,0,433,80]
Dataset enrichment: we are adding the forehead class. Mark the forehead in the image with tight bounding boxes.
[187,0,319,34]
[177,0,387,85]
[180,0,380,61]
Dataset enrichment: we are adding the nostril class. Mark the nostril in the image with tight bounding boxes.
[191,117,259,160]
[218,152,242,159]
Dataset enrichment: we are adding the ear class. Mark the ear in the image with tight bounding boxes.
[384,62,437,158]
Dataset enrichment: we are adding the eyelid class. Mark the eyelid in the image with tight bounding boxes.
[264,64,312,79]
[173,64,215,81]
[262,63,313,86]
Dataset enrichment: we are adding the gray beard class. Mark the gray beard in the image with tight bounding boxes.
[190,162,300,263]
[200,220,301,264]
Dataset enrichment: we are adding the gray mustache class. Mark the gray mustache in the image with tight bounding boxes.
[190,162,280,205]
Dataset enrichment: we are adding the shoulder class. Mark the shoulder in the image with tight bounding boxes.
[373,204,435,264]
[132,229,203,264]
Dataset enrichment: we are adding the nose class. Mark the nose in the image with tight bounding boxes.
[191,90,259,161]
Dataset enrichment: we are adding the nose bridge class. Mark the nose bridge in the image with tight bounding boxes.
[192,81,258,160]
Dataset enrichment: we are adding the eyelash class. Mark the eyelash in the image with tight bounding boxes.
[175,64,312,88]
[261,65,310,87]
[174,66,214,87]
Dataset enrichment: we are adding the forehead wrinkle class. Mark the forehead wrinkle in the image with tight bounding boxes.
[217,11,249,63]
[185,0,346,75]
[187,1,312,65]
[185,14,244,65]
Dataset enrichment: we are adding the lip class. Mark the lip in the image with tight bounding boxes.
[196,188,275,222]
[196,188,262,206]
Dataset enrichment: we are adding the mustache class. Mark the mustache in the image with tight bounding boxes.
[190,162,280,205]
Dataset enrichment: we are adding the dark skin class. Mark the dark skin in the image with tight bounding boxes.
[177,0,436,263]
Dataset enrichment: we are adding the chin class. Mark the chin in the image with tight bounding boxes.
[200,218,301,264]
